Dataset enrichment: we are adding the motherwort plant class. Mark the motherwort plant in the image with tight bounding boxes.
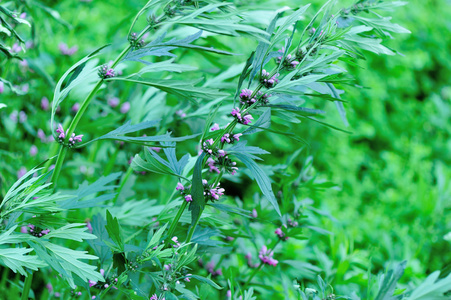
[5,0,447,299]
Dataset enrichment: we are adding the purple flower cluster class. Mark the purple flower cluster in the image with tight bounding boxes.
[258,245,278,266]
[239,89,257,106]
[98,64,116,79]
[275,227,289,241]
[204,260,222,277]
[56,124,83,148]
[59,43,78,56]
[202,179,225,201]
[220,133,242,144]
[21,224,50,237]
[231,107,253,125]
[207,153,238,176]
[202,138,225,156]
[276,49,300,69]
[176,182,193,202]
[260,69,279,88]
[129,32,145,49]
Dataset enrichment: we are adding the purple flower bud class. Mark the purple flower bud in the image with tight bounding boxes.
[175,109,186,118]
[150,295,158,300]
[56,124,66,139]
[108,97,120,108]
[12,43,22,54]
[21,226,28,233]
[10,111,18,123]
[185,195,193,202]
[17,167,27,179]
[233,133,242,141]
[19,111,27,123]
[72,103,80,112]
[0,81,4,94]
[41,97,50,110]
[86,221,93,233]
[210,123,220,131]
[30,145,38,156]
[46,283,53,292]
[252,209,258,218]
[176,182,184,191]
[59,43,78,56]
[120,102,130,114]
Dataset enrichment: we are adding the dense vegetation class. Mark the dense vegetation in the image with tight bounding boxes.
[1,0,451,299]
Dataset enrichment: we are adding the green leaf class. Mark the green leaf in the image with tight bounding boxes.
[59,172,121,209]
[375,261,407,300]
[243,108,271,135]
[234,154,281,216]
[188,153,206,225]
[145,223,168,251]
[126,59,198,77]
[105,210,124,252]
[405,271,451,300]
[189,274,222,289]
[44,224,97,242]
[87,120,200,146]
[0,248,46,276]
[107,78,228,104]
[51,44,109,131]
[0,77,26,95]
[124,30,235,64]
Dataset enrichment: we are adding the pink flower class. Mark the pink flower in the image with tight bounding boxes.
[41,97,49,110]
[86,221,93,233]
[56,124,66,139]
[210,123,220,131]
[176,183,184,191]
[108,97,119,108]
[150,295,158,300]
[30,145,38,156]
[120,102,130,114]
[72,103,80,112]
[21,226,28,233]
[59,43,78,56]
[207,157,220,173]
[0,81,4,93]
[175,109,186,118]
[252,209,258,218]
[17,167,27,179]
[233,133,242,141]
[185,195,193,202]
[258,245,278,266]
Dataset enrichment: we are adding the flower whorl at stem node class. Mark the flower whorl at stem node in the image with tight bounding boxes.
[98,64,115,79]
[231,108,253,125]
[276,49,299,69]
[260,70,279,88]
[239,89,257,106]
[56,124,83,148]
[129,32,145,49]
[259,245,278,266]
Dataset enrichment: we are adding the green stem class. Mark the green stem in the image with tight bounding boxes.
[113,166,133,204]
[165,200,188,246]
[49,41,137,187]
[244,263,263,287]
[185,206,203,243]
[21,272,33,300]
[103,148,120,176]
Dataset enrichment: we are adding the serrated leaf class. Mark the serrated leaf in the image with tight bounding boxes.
[105,210,124,252]
[375,261,407,300]
[87,120,200,145]
[234,154,281,216]
[0,248,46,276]
[124,30,235,64]
[44,224,97,242]
[108,77,228,104]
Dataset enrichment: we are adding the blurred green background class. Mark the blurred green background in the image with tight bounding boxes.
[1,0,451,297]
